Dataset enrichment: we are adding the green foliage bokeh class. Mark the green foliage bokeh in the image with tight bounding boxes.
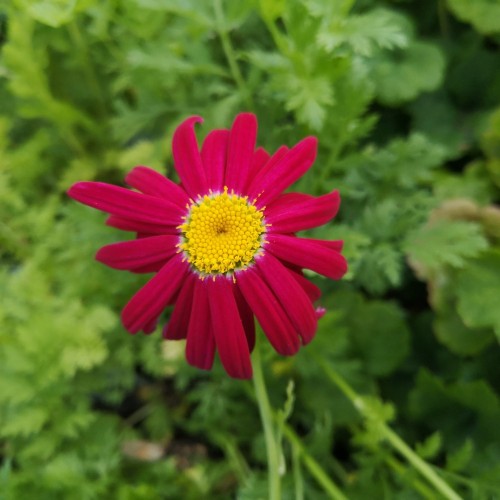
[1,0,500,498]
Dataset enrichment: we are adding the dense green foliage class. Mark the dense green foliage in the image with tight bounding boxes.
[1,0,500,498]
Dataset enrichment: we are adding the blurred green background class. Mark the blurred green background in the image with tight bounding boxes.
[1,0,500,498]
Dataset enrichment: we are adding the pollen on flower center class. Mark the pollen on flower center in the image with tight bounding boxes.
[178,187,266,276]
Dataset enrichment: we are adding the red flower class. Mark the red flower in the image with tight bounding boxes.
[68,113,347,379]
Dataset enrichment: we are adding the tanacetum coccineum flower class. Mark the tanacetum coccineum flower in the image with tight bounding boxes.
[68,113,347,379]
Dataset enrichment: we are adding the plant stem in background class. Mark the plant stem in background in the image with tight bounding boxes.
[280,422,348,500]
[319,358,462,500]
[252,339,281,500]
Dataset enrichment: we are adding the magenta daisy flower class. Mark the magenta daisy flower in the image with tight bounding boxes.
[68,113,347,379]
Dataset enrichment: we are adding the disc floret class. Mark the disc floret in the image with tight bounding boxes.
[178,187,266,276]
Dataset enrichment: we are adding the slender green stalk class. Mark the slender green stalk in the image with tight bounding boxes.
[291,444,304,500]
[384,428,462,500]
[280,422,348,500]
[252,342,281,500]
[262,15,290,57]
[214,0,253,109]
[385,455,438,499]
[319,359,462,500]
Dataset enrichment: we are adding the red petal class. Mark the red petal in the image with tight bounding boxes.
[267,192,312,211]
[224,113,257,194]
[96,235,179,271]
[321,240,344,251]
[68,182,183,226]
[288,268,322,302]
[201,129,229,192]
[121,255,188,334]
[257,254,317,344]
[105,215,176,234]
[247,147,271,188]
[208,277,252,379]
[266,190,341,233]
[234,285,255,352]
[185,280,216,370]
[163,273,196,340]
[130,263,163,274]
[250,146,289,198]
[248,138,317,207]
[266,234,347,280]
[125,166,189,208]
[236,266,301,356]
[172,116,208,199]
[142,317,158,335]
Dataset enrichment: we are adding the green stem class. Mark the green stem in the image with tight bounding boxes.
[319,359,462,500]
[280,423,348,500]
[291,443,304,500]
[252,342,281,500]
[384,428,461,500]
[385,454,438,499]
[214,0,253,109]
[262,15,290,57]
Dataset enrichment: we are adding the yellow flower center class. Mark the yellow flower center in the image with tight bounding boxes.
[178,187,266,276]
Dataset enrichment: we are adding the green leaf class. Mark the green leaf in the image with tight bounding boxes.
[410,369,500,420]
[355,396,396,446]
[334,292,410,376]
[446,439,474,473]
[283,74,334,130]
[447,0,500,35]
[1,407,48,437]
[350,301,410,376]
[354,243,403,295]
[23,0,87,27]
[404,220,488,272]
[434,309,494,356]
[317,8,410,57]
[371,41,445,105]
[258,0,285,21]
[416,431,442,460]
[456,250,500,337]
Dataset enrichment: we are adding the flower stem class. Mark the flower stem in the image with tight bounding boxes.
[252,341,281,500]
[318,358,462,500]
[279,422,348,500]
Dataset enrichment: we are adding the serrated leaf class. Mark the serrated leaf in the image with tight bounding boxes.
[356,396,396,446]
[355,243,403,295]
[317,8,410,56]
[456,250,500,338]
[1,407,48,437]
[404,220,488,272]
[282,74,334,130]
